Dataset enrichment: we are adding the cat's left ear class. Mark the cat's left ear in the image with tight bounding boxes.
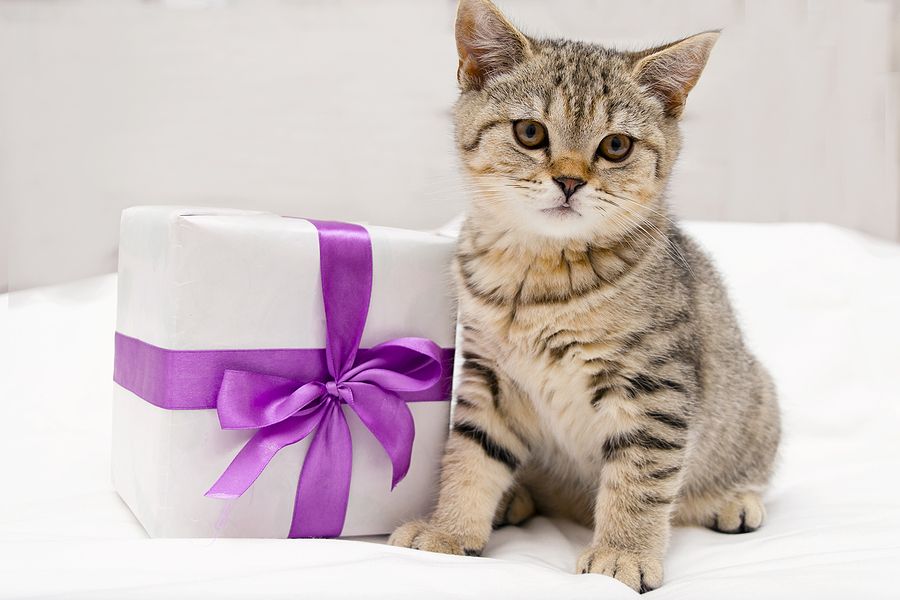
[631,31,720,119]
[455,0,533,90]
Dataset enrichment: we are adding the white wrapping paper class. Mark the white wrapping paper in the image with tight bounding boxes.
[111,206,457,538]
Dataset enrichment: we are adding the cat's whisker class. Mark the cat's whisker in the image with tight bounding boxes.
[611,210,695,278]
[593,189,694,277]
[595,188,677,226]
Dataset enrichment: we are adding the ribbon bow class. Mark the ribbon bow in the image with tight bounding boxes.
[204,220,445,538]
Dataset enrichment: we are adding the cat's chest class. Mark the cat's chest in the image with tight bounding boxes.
[501,328,587,397]
[490,313,624,461]
[457,252,646,460]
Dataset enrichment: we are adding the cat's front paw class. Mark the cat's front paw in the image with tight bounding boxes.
[577,545,663,594]
[387,520,483,557]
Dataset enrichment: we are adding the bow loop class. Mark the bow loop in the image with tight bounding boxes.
[342,338,445,393]
[216,371,324,430]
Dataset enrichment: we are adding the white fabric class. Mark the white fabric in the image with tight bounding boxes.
[2,222,899,599]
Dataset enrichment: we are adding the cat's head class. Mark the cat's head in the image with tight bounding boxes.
[454,0,717,244]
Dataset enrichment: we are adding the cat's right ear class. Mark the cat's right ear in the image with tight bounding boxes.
[630,31,719,119]
[455,0,532,91]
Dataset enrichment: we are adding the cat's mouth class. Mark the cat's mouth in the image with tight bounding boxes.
[542,203,581,217]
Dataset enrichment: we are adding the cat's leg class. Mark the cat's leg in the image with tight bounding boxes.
[389,352,532,556]
[673,377,776,534]
[578,416,688,593]
[674,488,766,534]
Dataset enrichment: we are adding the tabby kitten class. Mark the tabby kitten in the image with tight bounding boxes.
[389,0,781,592]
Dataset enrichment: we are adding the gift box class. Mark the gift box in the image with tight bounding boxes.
[111,207,457,538]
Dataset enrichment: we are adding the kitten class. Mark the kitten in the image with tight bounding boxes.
[389,0,781,592]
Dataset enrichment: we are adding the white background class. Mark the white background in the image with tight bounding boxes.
[1,0,898,292]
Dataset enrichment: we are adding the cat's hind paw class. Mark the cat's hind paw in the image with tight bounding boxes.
[708,491,765,534]
[493,483,536,528]
[577,545,663,593]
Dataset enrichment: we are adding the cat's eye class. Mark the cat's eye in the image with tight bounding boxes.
[596,134,633,162]
[513,120,548,149]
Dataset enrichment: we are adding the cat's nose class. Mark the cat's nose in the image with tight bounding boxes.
[553,176,586,199]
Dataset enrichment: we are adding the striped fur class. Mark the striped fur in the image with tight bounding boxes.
[389,1,780,593]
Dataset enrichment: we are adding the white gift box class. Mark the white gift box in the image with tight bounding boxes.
[111,206,457,538]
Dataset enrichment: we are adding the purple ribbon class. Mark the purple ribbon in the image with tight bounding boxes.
[113,219,451,538]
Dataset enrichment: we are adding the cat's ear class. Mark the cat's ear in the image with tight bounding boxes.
[631,31,720,118]
[455,0,532,90]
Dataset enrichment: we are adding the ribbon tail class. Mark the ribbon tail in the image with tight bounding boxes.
[345,382,414,489]
[289,401,353,538]
[205,411,323,499]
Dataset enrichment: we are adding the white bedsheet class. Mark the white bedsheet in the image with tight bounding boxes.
[2,222,899,599]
